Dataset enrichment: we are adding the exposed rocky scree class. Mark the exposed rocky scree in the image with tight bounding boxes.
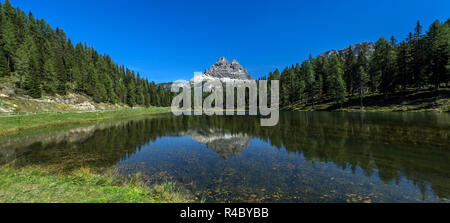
[0,88,128,113]
[319,42,376,58]
[191,57,254,83]
[206,57,253,80]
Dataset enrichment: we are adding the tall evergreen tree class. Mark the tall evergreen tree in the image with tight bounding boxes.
[425,20,450,89]
[1,0,18,72]
[302,59,316,108]
[397,37,414,89]
[343,48,357,95]
[327,55,347,106]
[355,44,370,108]
[42,58,57,94]
[412,21,426,86]
[0,47,9,77]
[372,37,398,93]
[126,79,137,107]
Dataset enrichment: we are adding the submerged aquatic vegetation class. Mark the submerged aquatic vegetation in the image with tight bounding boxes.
[1,112,449,203]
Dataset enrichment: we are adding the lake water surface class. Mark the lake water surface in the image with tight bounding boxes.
[1,112,449,203]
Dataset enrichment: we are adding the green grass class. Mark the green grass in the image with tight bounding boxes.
[0,167,192,203]
[0,107,191,203]
[0,107,171,135]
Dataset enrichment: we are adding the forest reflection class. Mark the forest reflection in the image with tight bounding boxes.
[0,112,449,201]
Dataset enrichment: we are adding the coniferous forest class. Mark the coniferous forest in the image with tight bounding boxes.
[0,0,450,205]
[0,0,172,107]
[0,0,448,110]
[262,20,449,109]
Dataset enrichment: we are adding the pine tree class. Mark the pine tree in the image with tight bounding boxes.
[302,60,316,108]
[27,72,42,98]
[412,21,427,87]
[343,48,357,95]
[103,74,117,104]
[42,58,57,94]
[126,79,137,107]
[93,82,107,103]
[1,0,18,72]
[372,37,398,93]
[397,38,414,90]
[14,41,29,89]
[0,47,9,77]
[425,20,449,89]
[312,57,326,101]
[85,62,99,97]
[355,44,370,108]
[328,55,347,106]
[16,32,39,91]
[269,69,281,80]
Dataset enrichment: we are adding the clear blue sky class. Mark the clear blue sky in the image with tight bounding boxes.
[8,0,450,83]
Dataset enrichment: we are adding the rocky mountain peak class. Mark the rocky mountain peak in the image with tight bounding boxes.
[218,57,229,63]
[198,57,253,81]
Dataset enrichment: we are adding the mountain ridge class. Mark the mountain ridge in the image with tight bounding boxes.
[190,57,254,83]
[318,42,376,58]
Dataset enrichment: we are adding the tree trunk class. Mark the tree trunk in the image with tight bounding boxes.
[360,95,364,110]
[359,87,364,110]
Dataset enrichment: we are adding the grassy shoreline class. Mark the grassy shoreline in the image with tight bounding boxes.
[0,107,171,135]
[0,167,191,203]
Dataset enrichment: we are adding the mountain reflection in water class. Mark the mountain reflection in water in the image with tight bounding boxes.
[0,112,449,203]
[185,129,251,160]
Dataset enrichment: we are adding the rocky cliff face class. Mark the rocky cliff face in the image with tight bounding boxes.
[319,42,375,58]
[206,57,253,80]
[191,57,254,83]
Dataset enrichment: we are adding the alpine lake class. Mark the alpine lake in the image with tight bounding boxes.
[1,112,449,203]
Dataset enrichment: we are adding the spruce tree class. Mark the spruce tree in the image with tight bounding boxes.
[328,55,347,106]
[126,80,137,107]
[1,0,17,72]
[425,20,449,89]
[343,49,357,95]
[0,47,9,77]
[303,60,316,108]
[397,38,414,90]
[373,37,398,93]
[27,72,42,98]
[355,44,370,108]
[42,58,57,94]
[412,21,426,87]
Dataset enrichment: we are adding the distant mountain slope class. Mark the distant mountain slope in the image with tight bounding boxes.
[205,57,253,80]
[319,42,376,58]
[191,57,254,83]
[160,57,254,89]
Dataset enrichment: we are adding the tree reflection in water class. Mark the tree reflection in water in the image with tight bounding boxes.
[1,112,449,202]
